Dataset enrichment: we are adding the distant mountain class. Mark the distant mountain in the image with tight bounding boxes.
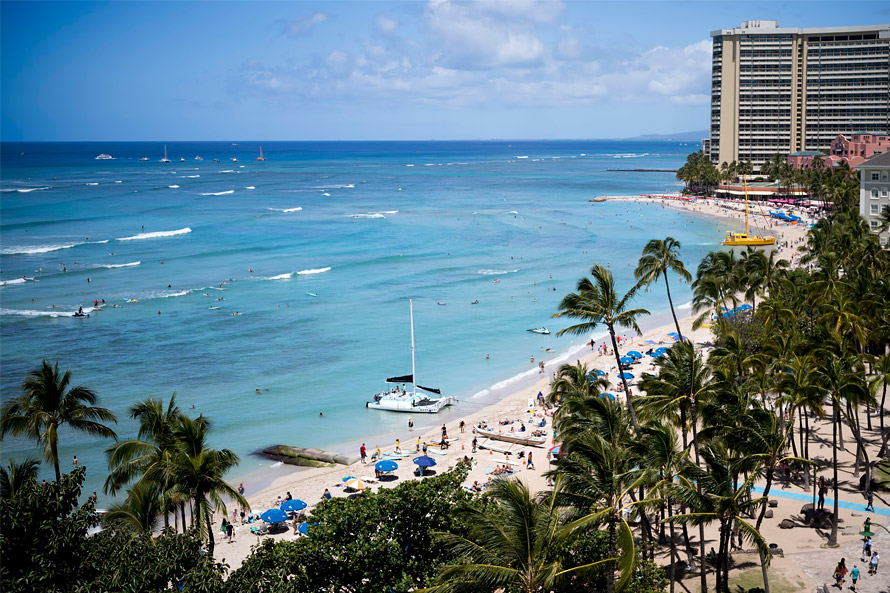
[626,130,709,141]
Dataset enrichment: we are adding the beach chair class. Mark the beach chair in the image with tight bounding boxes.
[484,465,492,475]
[250,524,269,536]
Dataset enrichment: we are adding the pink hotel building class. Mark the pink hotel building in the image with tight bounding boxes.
[787,132,890,170]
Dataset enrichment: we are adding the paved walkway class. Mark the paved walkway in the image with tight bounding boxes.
[752,485,890,518]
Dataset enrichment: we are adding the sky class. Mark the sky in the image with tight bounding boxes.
[2,0,887,141]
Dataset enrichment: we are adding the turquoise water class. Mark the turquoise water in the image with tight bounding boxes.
[1,140,726,500]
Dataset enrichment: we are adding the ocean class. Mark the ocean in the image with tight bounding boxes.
[0,140,727,500]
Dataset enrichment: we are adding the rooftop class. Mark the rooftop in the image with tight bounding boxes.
[789,151,826,157]
[711,22,890,38]
[857,151,890,169]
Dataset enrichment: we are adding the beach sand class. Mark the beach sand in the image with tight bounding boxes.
[214,195,888,593]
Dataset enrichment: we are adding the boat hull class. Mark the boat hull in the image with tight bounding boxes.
[366,395,457,414]
[474,427,548,447]
[723,233,776,247]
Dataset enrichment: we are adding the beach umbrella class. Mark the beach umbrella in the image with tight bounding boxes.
[260,509,288,524]
[280,499,307,512]
[619,356,634,364]
[736,304,752,311]
[644,340,658,345]
[651,351,664,358]
[375,460,398,472]
[344,478,367,491]
[298,522,310,535]
[549,445,563,456]
[602,393,616,401]
[620,372,634,380]
[655,346,668,354]
[626,350,642,359]
[592,369,606,377]
[667,332,680,339]
[413,455,437,468]
[342,476,356,482]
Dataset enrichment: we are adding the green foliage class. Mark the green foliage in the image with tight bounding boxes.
[0,466,226,593]
[228,466,473,593]
[554,532,667,593]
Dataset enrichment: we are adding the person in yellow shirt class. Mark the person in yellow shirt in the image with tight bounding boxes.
[395,439,402,453]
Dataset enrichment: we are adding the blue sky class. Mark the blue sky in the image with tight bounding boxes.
[2,1,887,141]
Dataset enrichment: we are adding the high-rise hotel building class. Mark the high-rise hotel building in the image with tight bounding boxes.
[709,21,890,168]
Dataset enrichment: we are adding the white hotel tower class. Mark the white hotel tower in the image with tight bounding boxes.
[708,21,890,168]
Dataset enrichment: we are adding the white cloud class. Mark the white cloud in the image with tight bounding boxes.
[240,4,711,110]
[283,11,328,37]
[376,16,398,35]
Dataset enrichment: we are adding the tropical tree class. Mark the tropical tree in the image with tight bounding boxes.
[103,480,165,535]
[870,354,890,454]
[1,360,117,481]
[669,445,769,593]
[426,478,614,593]
[548,361,610,410]
[554,264,650,429]
[635,237,692,340]
[105,393,184,531]
[170,415,247,557]
[0,458,40,500]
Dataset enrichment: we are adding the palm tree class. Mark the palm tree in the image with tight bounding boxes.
[427,478,616,593]
[105,393,184,530]
[0,458,40,499]
[1,360,117,481]
[870,354,890,454]
[103,480,165,535]
[171,415,247,557]
[813,347,869,546]
[547,361,610,409]
[549,395,648,593]
[669,444,769,593]
[553,264,649,430]
[635,237,692,340]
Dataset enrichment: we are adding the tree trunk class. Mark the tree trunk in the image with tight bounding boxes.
[664,272,683,340]
[606,515,616,593]
[880,382,887,458]
[51,434,61,482]
[846,403,872,492]
[760,550,771,593]
[180,502,187,533]
[668,498,677,593]
[609,326,639,431]
[692,414,708,593]
[755,467,774,532]
[829,402,839,546]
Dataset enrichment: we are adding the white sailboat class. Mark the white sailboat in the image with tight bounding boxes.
[366,300,457,413]
[159,145,171,163]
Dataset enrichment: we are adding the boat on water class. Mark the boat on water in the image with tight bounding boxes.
[366,300,457,414]
[95,154,113,160]
[723,174,776,247]
[231,157,238,162]
[194,156,203,161]
[179,157,185,162]
[160,145,171,163]
[474,426,548,447]
[257,146,266,161]
[528,327,550,335]
[138,157,149,162]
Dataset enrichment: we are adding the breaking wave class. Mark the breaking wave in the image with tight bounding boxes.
[296,267,331,275]
[117,228,192,241]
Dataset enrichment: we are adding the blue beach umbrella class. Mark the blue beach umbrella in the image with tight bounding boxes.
[644,340,658,345]
[413,455,437,468]
[260,509,288,524]
[375,460,398,472]
[620,372,634,380]
[667,332,681,339]
[626,350,642,359]
[655,347,668,354]
[736,304,752,311]
[651,351,664,358]
[297,522,310,535]
[342,476,356,482]
[601,392,616,401]
[619,356,634,364]
[280,499,307,512]
[593,369,606,376]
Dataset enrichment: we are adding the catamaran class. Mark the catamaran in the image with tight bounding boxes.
[723,174,776,247]
[159,145,171,163]
[257,146,266,161]
[366,300,457,413]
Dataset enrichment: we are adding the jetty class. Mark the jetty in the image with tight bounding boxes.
[259,445,360,467]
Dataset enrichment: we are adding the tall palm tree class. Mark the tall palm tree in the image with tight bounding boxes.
[813,347,869,546]
[427,478,616,593]
[870,354,890,454]
[635,237,692,340]
[669,444,769,593]
[1,360,117,481]
[105,393,184,530]
[549,395,648,593]
[547,361,609,409]
[103,480,165,535]
[171,415,247,557]
[553,264,649,430]
[0,458,40,499]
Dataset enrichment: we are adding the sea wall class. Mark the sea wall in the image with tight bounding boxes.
[260,445,360,467]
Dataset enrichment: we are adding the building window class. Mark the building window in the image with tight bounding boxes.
[871,173,880,181]
[871,220,880,229]
[872,204,880,215]
[873,189,880,199]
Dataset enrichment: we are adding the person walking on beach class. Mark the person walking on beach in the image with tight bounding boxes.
[870,551,879,575]
[527,451,534,470]
[408,417,413,431]
[360,443,367,463]
[818,476,827,510]
[850,564,860,591]
[833,558,847,588]
[863,536,872,562]
[395,439,402,453]
[415,436,420,451]
[865,490,875,512]
[459,420,465,433]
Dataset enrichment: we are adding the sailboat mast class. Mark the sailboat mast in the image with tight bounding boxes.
[410,299,416,393]
[743,173,749,235]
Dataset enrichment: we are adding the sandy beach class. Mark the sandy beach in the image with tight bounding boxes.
[214,195,887,593]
